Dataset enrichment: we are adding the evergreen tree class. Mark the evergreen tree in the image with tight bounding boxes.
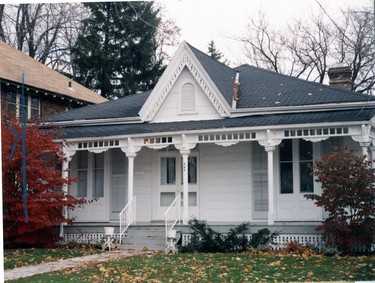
[207,40,223,61]
[71,2,164,99]
[207,40,228,65]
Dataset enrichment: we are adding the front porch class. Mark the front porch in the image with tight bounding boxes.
[59,124,375,252]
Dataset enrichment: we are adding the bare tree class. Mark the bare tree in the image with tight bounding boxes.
[284,15,334,83]
[240,13,286,74]
[239,4,375,94]
[154,2,181,65]
[0,4,5,41]
[332,7,375,93]
[0,3,84,74]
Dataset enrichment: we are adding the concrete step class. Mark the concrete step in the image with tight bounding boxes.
[120,225,167,251]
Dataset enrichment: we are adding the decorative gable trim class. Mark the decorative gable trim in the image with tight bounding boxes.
[139,41,230,122]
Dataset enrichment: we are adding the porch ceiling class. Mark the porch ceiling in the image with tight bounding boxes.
[57,108,375,140]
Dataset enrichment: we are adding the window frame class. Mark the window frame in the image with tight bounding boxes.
[279,139,314,195]
[6,90,40,119]
[76,151,88,198]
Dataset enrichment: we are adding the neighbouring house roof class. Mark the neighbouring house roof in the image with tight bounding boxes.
[0,40,107,105]
[45,41,375,140]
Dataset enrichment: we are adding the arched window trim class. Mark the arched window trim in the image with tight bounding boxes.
[178,80,197,115]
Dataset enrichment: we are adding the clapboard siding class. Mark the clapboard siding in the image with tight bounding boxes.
[199,143,252,222]
[133,148,154,222]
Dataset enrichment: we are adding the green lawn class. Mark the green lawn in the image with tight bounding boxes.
[8,252,375,282]
[4,245,102,270]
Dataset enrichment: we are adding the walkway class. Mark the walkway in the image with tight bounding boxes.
[4,249,152,281]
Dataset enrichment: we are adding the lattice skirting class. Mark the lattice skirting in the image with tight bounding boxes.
[62,233,127,244]
[181,233,324,250]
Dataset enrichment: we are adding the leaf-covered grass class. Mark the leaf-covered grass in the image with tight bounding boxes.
[8,252,375,282]
[4,244,102,269]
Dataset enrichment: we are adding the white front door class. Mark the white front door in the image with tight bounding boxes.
[153,151,199,221]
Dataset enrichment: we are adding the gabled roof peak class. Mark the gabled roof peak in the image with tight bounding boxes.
[138,41,232,121]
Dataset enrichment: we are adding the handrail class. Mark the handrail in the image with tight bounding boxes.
[164,195,181,244]
[119,196,136,244]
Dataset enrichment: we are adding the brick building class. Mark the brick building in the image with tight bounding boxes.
[0,40,106,120]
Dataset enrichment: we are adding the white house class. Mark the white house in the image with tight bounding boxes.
[46,42,375,249]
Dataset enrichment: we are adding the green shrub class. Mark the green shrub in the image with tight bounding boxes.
[179,218,250,253]
[249,228,279,250]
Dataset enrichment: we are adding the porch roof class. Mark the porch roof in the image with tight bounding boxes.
[57,108,375,140]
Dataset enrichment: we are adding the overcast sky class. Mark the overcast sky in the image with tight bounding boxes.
[160,0,373,66]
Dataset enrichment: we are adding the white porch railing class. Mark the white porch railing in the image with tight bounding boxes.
[164,195,181,249]
[119,196,136,244]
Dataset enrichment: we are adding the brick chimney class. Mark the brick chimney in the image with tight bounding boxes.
[328,66,352,90]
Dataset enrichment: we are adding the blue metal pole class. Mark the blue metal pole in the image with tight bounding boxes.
[21,72,28,223]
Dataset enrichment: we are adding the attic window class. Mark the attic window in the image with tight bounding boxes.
[179,83,196,113]
[68,81,72,88]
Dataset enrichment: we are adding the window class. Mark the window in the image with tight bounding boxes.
[76,151,105,198]
[30,96,40,118]
[188,157,197,184]
[280,140,293,194]
[279,139,314,194]
[161,157,176,185]
[77,151,88,197]
[160,192,197,207]
[180,83,195,113]
[299,140,313,193]
[6,91,40,119]
[7,92,17,114]
[180,157,197,184]
[93,153,104,197]
[160,192,176,206]
[161,156,198,185]
[181,192,197,206]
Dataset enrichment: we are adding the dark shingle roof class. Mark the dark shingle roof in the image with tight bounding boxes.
[234,64,373,108]
[45,42,375,136]
[46,91,150,122]
[59,108,375,139]
[188,43,237,105]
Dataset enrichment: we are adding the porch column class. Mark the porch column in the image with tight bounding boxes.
[265,145,275,225]
[258,129,282,226]
[180,149,190,224]
[370,145,375,168]
[174,134,197,224]
[121,138,142,205]
[360,142,370,160]
[59,144,76,238]
[126,152,137,204]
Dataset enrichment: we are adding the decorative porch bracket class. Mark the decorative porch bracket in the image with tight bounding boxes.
[257,130,283,225]
[350,124,372,158]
